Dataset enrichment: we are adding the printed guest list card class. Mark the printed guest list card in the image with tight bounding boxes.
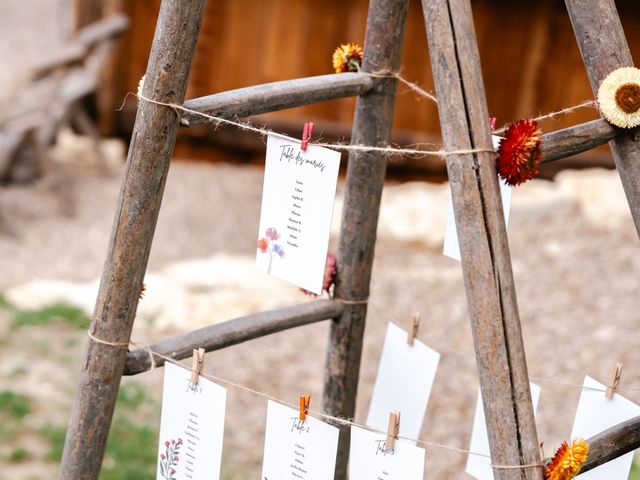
[466,383,540,480]
[261,400,339,480]
[571,375,640,479]
[156,362,227,480]
[349,426,425,480]
[256,134,341,294]
[366,322,440,443]
[443,136,512,261]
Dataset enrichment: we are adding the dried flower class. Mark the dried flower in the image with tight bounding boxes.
[332,43,364,73]
[496,119,542,186]
[544,439,589,480]
[139,282,146,299]
[301,252,337,297]
[598,66,640,128]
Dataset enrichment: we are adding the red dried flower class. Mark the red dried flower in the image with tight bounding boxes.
[332,43,364,73]
[301,252,337,297]
[496,119,542,186]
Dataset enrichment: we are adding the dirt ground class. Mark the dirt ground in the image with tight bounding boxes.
[1,140,639,478]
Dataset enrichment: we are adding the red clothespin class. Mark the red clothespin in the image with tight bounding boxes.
[386,411,401,450]
[301,122,314,151]
[489,117,497,133]
[299,394,311,421]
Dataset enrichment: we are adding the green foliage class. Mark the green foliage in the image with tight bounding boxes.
[630,461,640,480]
[0,293,10,309]
[0,390,31,420]
[39,424,66,462]
[12,303,90,330]
[117,382,148,410]
[8,447,31,462]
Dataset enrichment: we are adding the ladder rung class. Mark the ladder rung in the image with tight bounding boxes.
[182,72,375,125]
[124,298,344,375]
[541,118,619,164]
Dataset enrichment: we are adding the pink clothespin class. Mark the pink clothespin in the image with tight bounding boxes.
[489,117,497,132]
[301,122,314,151]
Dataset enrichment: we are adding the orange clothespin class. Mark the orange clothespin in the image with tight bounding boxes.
[407,313,421,345]
[190,348,205,385]
[301,122,314,151]
[606,363,623,399]
[386,411,401,450]
[299,394,311,421]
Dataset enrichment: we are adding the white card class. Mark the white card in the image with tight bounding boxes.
[466,383,540,480]
[443,136,512,261]
[256,134,341,294]
[571,375,640,479]
[261,400,339,480]
[366,322,440,443]
[349,426,425,480]
[156,362,227,480]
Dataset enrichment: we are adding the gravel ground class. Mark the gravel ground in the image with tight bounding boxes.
[1,150,640,478]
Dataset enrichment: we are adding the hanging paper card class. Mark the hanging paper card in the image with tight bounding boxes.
[466,383,540,480]
[156,362,227,480]
[256,134,341,294]
[570,375,640,479]
[366,322,440,443]
[261,400,339,480]
[349,425,425,480]
[443,136,512,261]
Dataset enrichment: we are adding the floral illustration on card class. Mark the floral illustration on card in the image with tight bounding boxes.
[159,438,182,479]
[257,227,285,274]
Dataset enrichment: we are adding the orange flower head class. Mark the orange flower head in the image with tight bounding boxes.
[257,238,269,253]
[332,43,364,73]
[496,119,542,186]
[544,439,589,480]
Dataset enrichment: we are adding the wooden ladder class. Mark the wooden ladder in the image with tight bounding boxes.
[60,0,640,479]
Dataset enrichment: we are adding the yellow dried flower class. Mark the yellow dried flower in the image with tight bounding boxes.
[597,66,640,128]
[544,439,589,480]
[332,43,364,73]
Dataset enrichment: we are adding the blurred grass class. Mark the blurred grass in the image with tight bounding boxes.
[12,302,90,329]
[40,382,159,479]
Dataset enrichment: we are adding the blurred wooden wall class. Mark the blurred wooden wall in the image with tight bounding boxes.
[83,0,640,175]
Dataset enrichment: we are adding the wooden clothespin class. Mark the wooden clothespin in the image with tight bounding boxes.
[300,122,314,151]
[386,411,401,450]
[190,348,205,385]
[606,363,623,400]
[299,394,311,421]
[407,313,421,345]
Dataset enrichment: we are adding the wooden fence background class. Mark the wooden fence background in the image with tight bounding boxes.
[74,0,640,181]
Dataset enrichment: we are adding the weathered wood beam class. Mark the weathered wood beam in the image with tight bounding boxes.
[423,0,542,478]
[540,118,619,164]
[322,1,409,478]
[124,299,343,375]
[58,1,206,479]
[77,14,129,47]
[565,0,640,237]
[579,414,640,474]
[181,73,374,124]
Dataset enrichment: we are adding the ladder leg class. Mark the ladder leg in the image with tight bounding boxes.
[565,0,640,238]
[59,1,207,478]
[422,0,543,478]
[322,0,409,478]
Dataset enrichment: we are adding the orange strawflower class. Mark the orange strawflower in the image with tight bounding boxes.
[332,43,364,73]
[496,119,542,186]
[544,439,589,480]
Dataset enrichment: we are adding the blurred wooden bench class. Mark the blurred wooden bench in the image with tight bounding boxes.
[0,13,129,184]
